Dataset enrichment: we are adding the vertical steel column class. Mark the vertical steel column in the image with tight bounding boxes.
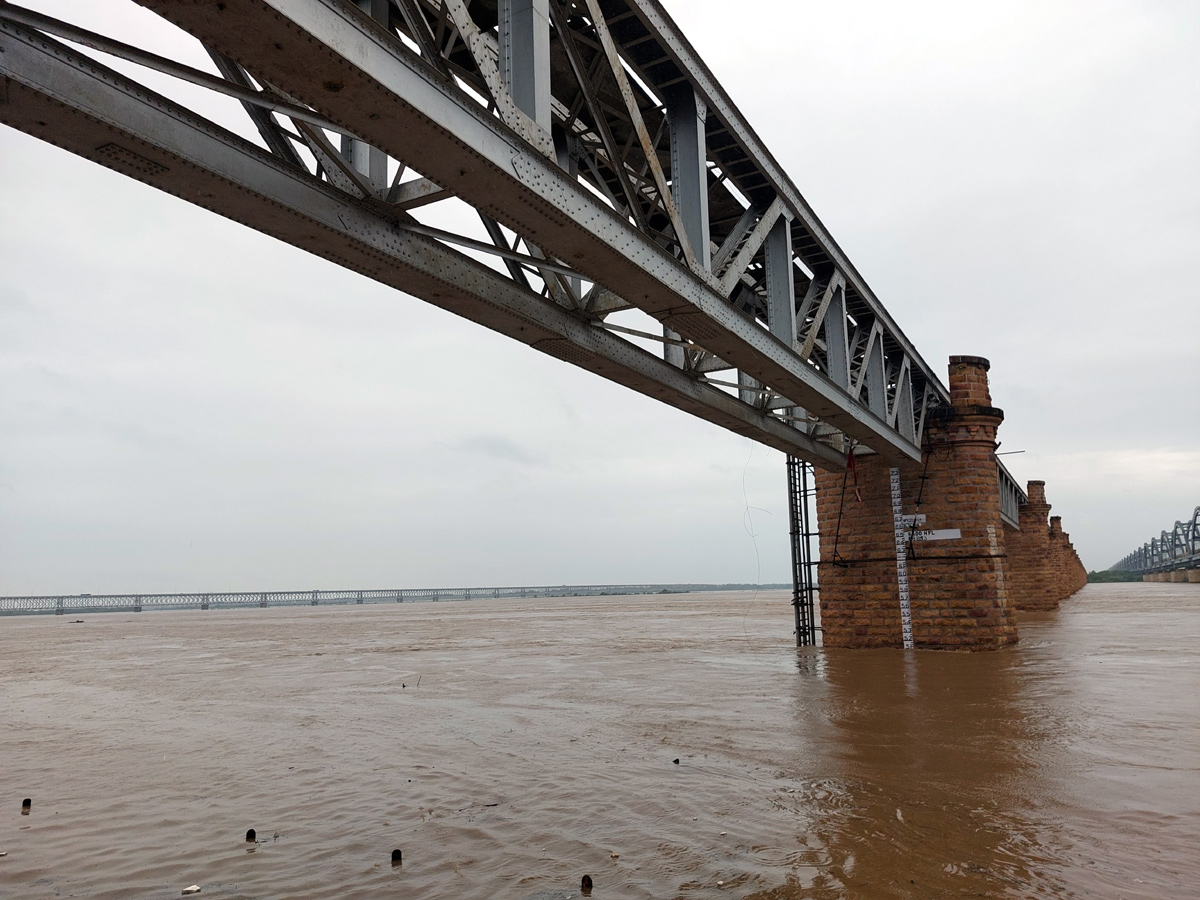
[894,372,916,441]
[341,0,389,190]
[787,455,819,646]
[864,338,886,418]
[764,215,795,346]
[664,85,710,367]
[824,286,850,388]
[667,87,710,270]
[499,0,552,131]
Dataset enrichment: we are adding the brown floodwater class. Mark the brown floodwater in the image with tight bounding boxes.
[1,583,1198,899]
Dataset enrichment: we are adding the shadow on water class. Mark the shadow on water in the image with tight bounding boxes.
[746,646,1071,900]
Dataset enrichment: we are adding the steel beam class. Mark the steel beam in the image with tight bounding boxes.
[823,286,850,389]
[0,22,846,468]
[666,85,710,270]
[763,214,795,346]
[133,0,921,462]
[499,0,552,132]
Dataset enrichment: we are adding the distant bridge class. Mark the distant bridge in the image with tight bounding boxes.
[1111,507,1200,579]
[0,583,787,615]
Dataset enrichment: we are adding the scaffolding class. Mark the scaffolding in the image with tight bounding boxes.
[787,455,820,646]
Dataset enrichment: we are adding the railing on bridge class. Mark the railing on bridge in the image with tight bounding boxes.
[997,460,1025,529]
[1111,507,1200,574]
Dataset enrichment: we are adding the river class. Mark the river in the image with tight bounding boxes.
[2,583,1197,899]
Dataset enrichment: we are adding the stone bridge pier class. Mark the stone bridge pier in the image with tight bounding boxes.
[814,356,1019,650]
[811,354,1095,649]
[1004,481,1057,610]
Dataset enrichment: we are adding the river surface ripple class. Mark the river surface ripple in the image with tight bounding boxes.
[2,583,1198,899]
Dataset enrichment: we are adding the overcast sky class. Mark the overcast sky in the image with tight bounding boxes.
[1,0,1197,594]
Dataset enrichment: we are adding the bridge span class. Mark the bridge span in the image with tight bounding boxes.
[0,0,1087,648]
[1112,508,1200,582]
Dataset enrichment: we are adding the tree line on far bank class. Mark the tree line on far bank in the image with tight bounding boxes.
[1087,570,1143,583]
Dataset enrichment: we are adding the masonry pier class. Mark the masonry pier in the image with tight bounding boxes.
[812,356,1087,650]
[1004,481,1057,610]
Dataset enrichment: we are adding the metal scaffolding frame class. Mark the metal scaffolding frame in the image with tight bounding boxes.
[786,455,819,646]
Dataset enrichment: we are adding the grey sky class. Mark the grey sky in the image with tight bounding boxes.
[1,0,1197,594]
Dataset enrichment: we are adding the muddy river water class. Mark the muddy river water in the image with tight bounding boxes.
[2,583,1197,899]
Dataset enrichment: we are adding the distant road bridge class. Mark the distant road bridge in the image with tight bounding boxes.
[1112,507,1200,582]
[0,0,1033,645]
[0,583,782,615]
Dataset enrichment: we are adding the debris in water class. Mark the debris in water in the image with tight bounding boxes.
[610,852,619,859]
[673,758,680,764]
[182,887,201,896]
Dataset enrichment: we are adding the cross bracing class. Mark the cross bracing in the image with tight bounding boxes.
[0,0,1034,505]
[1112,507,1200,574]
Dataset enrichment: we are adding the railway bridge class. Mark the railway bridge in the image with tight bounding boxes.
[0,0,1087,648]
[1113,508,1200,583]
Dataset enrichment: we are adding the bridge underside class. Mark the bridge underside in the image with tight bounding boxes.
[0,0,950,471]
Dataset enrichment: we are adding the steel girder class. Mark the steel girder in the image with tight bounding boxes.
[1111,506,1200,573]
[0,19,851,466]
[118,0,940,461]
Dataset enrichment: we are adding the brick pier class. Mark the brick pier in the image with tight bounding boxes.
[814,355,1087,650]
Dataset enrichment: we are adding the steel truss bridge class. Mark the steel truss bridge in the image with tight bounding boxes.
[1111,507,1200,575]
[0,0,1027,641]
[0,583,781,615]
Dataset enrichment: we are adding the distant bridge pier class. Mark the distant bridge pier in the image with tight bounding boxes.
[813,356,1019,650]
[1048,517,1088,597]
[1002,483,1086,610]
[1003,481,1058,610]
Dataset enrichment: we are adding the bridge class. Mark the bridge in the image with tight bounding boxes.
[0,583,785,615]
[1112,507,1200,582]
[0,0,1082,649]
